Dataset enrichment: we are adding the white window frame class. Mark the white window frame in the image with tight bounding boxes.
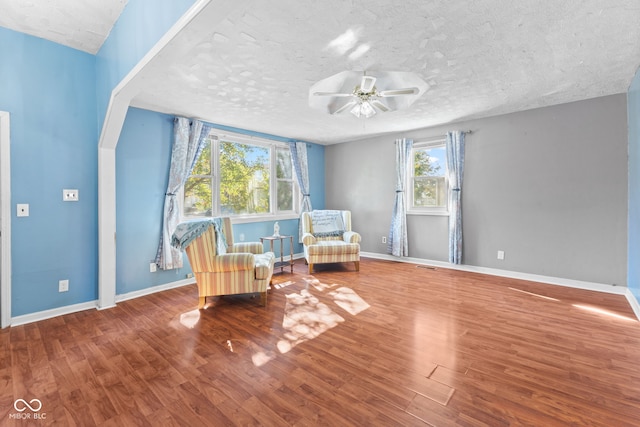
[407,137,449,216]
[180,129,299,223]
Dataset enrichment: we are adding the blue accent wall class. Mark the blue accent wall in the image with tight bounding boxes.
[96,0,196,131]
[116,108,192,294]
[1,0,326,316]
[629,69,640,301]
[0,27,98,315]
[115,109,326,293]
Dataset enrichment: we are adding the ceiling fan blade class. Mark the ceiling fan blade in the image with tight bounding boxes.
[371,100,390,112]
[332,100,358,115]
[313,92,354,97]
[379,87,419,97]
[360,75,376,93]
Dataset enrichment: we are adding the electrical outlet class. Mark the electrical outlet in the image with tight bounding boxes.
[59,279,69,292]
[16,204,29,217]
[382,236,387,244]
[63,189,79,201]
[497,250,505,260]
[186,273,194,279]
[149,262,157,273]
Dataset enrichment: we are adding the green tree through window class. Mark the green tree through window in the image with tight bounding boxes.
[412,144,448,209]
[220,141,269,215]
[183,132,296,218]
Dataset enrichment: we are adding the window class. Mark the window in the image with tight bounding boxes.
[409,139,448,214]
[183,130,297,220]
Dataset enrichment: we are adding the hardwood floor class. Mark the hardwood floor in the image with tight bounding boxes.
[2,258,640,426]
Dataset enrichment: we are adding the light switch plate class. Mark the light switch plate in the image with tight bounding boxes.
[17,204,29,217]
[63,189,79,201]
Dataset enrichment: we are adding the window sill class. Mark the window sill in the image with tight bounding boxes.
[181,213,300,224]
[407,210,450,217]
[231,213,300,224]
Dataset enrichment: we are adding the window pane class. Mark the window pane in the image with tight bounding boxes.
[277,181,293,211]
[184,177,212,216]
[414,177,447,207]
[276,149,292,179]
[219,141,270,214]
[191,140,211,175]
[414,147,445,177]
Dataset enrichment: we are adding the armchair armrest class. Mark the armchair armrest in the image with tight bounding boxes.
[302,233,317,246]
[343,231,361,244]
[229,242,263,254]
[211,253,255,272]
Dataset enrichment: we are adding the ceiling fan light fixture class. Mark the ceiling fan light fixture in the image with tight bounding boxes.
[351,100,376,118]
[309,70,429,118]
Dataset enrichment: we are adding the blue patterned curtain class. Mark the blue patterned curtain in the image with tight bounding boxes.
[388,138,412,257]
[155,117,210,270]
[446,131,466,264]
[289,141,312,242]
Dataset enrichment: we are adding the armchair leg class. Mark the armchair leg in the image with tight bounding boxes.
[308,263,314,274]
[354,261,360,272]
[259,292,267,306]
[198,296,206,309]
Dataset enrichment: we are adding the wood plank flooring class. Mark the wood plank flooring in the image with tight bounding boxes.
[2,258,640,426]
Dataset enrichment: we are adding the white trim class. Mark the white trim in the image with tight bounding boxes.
[407,210,450,217]
[361,251,632,298]
[209,127,291,148]
[626,289,640,320]
[231,213,300,224]
[115,278,195,303]
[11,278,197,326]
[0,111,11,328]
[10,252,635,326]
[11,300,98,327]
[98,0,217,310]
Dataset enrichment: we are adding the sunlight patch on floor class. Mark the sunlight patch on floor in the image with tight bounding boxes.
[328,287,370,315]
[303,276,339,292]
[273,280,296,290]
[178,309,201,329]
[573,304,638,322]
[277,289,345,354]
[508,287,560,301]
[251,350,276,367]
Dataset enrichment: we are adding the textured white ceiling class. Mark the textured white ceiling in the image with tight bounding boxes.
[3,0,640,144]
[0,0,127,54]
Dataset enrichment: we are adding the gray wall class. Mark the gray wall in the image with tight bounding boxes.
[326,94,628,286]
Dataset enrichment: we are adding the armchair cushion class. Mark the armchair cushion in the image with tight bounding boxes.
[306,240,359,256]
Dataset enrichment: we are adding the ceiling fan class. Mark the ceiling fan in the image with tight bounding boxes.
[312,73,421,118]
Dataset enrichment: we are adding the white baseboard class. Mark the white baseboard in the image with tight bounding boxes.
[115,278,195,303]
[361,251,629,296]
[11,254,638,326]
[10,278,196,327]
[626,289,640,320]
[11,300,98,327]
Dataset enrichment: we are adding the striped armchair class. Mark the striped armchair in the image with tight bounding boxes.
[301,210,361,273]
[175,218,275,309]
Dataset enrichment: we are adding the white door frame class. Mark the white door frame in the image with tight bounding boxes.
[0,111,12,328]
